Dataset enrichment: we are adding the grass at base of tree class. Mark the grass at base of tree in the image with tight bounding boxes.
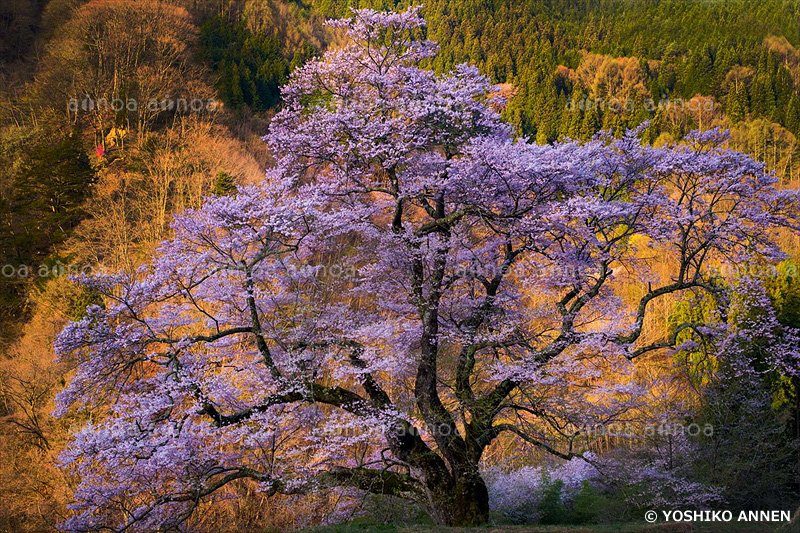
[300,519,786,533]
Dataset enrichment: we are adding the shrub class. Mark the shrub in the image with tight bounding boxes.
[485,455,607,524]
[572,481,611,524]
[537,476,569,525]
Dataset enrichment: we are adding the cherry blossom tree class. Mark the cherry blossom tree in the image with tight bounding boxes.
[54,7,800,529]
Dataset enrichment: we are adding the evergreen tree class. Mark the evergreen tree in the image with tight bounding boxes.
[0,133,96,320]
[786,93,800,137]
[581,104,601,139]
[727,85,746,123]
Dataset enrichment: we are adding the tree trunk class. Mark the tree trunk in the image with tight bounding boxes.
[426,468,490,526]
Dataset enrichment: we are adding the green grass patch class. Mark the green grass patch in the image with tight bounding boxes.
[301,520,785,533]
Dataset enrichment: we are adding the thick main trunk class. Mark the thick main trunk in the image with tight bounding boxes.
[426,469,490,526]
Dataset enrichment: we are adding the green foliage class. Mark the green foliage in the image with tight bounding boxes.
[199,16,292,111]
[211,171,237,196]
[669,292,719,386]
[212,0,798,139]
[771,260,800,327]
[65,286,104,321]
[572,482,612,524]
[532,478,620,525]
[766,260,800,449]
[304,521,398,532]
[786,94,800,137]
[4,132,96,256]
[415,0,799,140]
[684,266,800,509]
[0,133,95,263]
[691,364,799,509]
[536,477,568,525]
[0,130,96,337]
[291,42,321,72]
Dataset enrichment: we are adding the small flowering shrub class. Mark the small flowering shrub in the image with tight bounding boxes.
[486,443,725,525]
[485,455,605,524]
[485,465,546,523]
[604,441,725,511]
